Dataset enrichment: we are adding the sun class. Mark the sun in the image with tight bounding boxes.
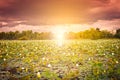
[53,27,65,40]
[52,27,66,46]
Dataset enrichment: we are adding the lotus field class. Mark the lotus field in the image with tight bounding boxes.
[0,39,120,80]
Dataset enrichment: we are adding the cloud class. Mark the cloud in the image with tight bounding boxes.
[0,22,8,26]
[0,24,90,32]
[92,19,120,31]
[0,19,120,32]
[89,0,120,20]
[0,0,15,8]
[0,0,120,28]
[0,24,53,32]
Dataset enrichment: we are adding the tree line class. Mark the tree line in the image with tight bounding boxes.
[0,28,120,40]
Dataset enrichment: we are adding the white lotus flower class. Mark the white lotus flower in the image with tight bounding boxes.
[116,61,119,64]
[47,64,51,67]
[88,58,91,61]
[3,58,6,61]
[76,64,79,67]
[42,57,45,60]
[112,53,114,55]
[21,67,25,69]
[37,72,41,78]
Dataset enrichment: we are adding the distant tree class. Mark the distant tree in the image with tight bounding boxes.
[0,32,5,39]
[101,30,113,38]
[14,31,20,39]
[116,29,120,34]
[96,28,100,31]
[0,28,115,40]
[8,31,16,40]
[115,29,120,38]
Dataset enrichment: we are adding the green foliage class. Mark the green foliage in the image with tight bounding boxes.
[0,40,120,80]
[0,28,118,40]
[41,70,59,79]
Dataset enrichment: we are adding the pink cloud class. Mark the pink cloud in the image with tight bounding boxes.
[1,19,119,33]
[90,0,120,14]
[92,19,120,31]
[0,24,54,32]
[0,22,8,26]
[0,0,15,8]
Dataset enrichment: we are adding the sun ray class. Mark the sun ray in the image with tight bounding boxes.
[52,27,66,46]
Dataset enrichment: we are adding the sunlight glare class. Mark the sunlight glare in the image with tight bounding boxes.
[53,27,66,46]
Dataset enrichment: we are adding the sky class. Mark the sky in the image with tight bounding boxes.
[0,0,120,32]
